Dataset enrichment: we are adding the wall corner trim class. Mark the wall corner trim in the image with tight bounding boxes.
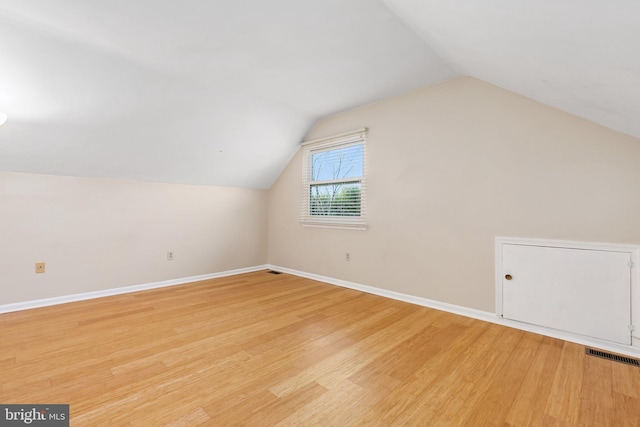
[0,265,269,314]
[268,264,640,358]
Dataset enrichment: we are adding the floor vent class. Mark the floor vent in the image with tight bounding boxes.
[585,348,640,367]
[267,270,282,275]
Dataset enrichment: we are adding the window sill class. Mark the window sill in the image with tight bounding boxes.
[301,221,367,231]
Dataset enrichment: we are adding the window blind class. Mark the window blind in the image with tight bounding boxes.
[300,128,367,229]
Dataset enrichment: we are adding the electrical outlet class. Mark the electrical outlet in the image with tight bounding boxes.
[35,262,45,273]
[167,251,174,261]
[346,252,350,262]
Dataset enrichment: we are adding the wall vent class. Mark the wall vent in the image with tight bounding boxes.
[585,348,640,367]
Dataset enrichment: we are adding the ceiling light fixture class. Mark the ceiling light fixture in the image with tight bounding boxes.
[0,112,7,127]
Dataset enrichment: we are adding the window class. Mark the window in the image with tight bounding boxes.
[300,128,367,229]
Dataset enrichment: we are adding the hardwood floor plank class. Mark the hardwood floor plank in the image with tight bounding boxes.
[267,306,425,398]
[504,336,563,426]
[273,379,376,427]
[406,325,524,425]
[212,382,328,426]
[580,351,614,408]
[458,330,538,425]
[544,342,585,424]
[161,407,211,427]
[612,356,640,399]
[1,270,639,426]
[612,392,640,427]
[352,321,495,425]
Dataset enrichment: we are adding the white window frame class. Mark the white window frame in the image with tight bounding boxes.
[300,128,367,230]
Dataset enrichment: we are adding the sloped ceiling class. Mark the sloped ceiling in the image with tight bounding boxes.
[0,1,637,189]
[0,0,453,188]
[382,0,640,140]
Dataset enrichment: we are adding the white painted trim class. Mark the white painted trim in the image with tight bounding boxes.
[495,239,504,317]
[268,264,493,320]
[301,127,367,146]
[302,223,367,231]
[632,248,640,344]
[495,237,640,349]
[268,264,640,358]
[495,236,640,252]
[0,265,268,314]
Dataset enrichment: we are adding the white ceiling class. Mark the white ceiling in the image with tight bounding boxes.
[0,1,637,189]
[382,0,640,140]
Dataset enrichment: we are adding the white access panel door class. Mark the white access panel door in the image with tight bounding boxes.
[502,244,631,345]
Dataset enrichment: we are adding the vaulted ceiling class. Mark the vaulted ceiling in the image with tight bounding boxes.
[0,1,637,189]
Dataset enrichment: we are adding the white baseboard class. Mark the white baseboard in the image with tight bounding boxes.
[5,263,639,359]
[0,265,268,314]
[268,264,640,358]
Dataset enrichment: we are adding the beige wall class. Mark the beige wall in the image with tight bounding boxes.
[0,172,268,304]
[4,77,640,312]
[268,77,640,312]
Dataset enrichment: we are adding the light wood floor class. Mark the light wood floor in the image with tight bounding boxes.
[1,271,639,426]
